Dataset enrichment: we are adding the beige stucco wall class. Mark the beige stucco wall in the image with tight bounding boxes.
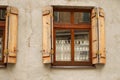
[0,0,120,80]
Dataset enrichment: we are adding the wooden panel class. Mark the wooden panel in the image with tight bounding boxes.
[99,8,106,64]
[42,6,53,63]
[91,8,98,64]
[5,7,18,63]
[8,13,18,63]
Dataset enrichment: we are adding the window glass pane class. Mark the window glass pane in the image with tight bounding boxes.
[54,11,70,23]
[0,9,6,21]
[74,30,89,61]
[56,30,71,61]
[0,30,3,61]
[74,12,90,24]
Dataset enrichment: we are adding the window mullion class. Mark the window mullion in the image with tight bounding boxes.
[71,29,74,63]
[71,12,74,24]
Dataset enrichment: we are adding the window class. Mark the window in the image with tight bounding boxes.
[0,6,18,67]
[53,8,91,66]
[42,6,106,67]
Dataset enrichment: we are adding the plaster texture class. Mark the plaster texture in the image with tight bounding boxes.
[0,0,120,80]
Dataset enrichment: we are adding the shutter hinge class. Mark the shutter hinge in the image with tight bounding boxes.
[4,49,9,55]
[96,50,99,55]
[96,50,101,58]
[51,49,54,55]
[96,50,101,63]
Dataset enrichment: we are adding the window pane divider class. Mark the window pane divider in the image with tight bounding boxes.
[71,29,74,63]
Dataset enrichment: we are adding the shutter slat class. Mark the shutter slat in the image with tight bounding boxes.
[99,8,106,64]
[91,8,98,64]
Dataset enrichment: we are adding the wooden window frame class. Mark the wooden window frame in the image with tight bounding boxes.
[52,8,93,66]
[0,7,6,64]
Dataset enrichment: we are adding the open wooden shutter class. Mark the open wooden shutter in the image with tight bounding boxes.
[91,7,106,64]
[4,6,18,63]
[42,6,53,63]
[98,8,106,64]
[91,8,98,64]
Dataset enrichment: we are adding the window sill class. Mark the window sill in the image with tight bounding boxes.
[51,65,96,69]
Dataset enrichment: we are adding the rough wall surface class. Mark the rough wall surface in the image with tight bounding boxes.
[0,0,120,80]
